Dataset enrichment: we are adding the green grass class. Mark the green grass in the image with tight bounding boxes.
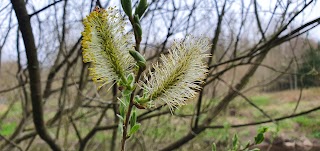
[224,92,320,144]
[147,116,191,143]
[0,122,17,136]
[293,115,320,128]
[294,116,313,127]
[250,95,271,106]
[95,131,112,141]
[312,131,320,139]
[203,129,230,144]
[5,102,22,117]
[0,102,21,137]
[277,119,294,129]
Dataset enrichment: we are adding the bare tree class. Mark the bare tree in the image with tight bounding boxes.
[0,0,319,150]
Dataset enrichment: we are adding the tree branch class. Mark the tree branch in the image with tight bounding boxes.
[11,0,61,150]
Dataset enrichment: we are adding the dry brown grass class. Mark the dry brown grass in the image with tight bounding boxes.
[269,87,320,103]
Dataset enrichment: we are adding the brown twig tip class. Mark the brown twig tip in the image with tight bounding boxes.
[133,102,146,109]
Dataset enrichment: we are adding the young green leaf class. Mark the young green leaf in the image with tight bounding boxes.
[133,23,143,41]
[128,123,141,136]
[254,133,264,144]
[255,126,268,144]
[122,89,132,97]
[129,50,146,70]
[232,134,239,150]
[119,98,127,117]
[212,142,217,151]
[127,73,135,86]
[134,14,140,24]
[244,141,251,149]
[121,0,133,17]
[258,126,268,134]
[118,121,123,133]
[134,0,148,18]
[130,108,137,128]
[116,114,124,122]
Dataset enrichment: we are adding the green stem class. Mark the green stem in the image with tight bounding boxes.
[120,6,145,150]
[120,90,135,151]
[120,66,144,151]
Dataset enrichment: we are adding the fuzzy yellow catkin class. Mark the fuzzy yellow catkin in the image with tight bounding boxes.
[81,7,135,89]
[143,36,210,111]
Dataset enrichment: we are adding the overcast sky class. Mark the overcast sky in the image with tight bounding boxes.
[0,0,319,62]
[258,0,320,40]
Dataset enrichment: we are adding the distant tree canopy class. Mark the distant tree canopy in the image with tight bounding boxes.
[298,44,320,87]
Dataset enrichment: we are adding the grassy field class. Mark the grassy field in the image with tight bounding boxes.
[121,87,320,150]
[0,88,319,150]
[201,87,320,150]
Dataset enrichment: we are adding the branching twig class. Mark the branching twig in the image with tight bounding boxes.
[0,134,23,151]
[205,105,320,129]
[11,0,62,150]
